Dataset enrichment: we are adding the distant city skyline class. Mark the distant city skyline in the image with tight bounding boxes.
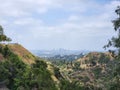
[0,0,120,51]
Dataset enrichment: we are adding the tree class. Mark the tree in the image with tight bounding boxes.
[104,6,120,89]
[104,6,120,57]
[0,25,11,42]
[31,60,57,90]
[0,47,27,90]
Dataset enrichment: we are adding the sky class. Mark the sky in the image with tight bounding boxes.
[0,0,120,51]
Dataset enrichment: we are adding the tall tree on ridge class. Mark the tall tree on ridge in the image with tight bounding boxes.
[0,25,11,42]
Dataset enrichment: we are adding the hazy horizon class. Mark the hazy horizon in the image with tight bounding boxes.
[30,48,105,52]
[0,0,120,51]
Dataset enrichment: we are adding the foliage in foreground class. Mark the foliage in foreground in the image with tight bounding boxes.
[0,45,57,90]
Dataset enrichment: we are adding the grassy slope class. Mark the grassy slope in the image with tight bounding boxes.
[0,43,36,64]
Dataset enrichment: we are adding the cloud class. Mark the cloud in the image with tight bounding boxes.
[0,0,120,50]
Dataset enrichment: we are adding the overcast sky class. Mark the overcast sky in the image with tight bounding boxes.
[0,0,120,51]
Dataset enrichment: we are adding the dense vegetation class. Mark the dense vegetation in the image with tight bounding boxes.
[0,45,57,90]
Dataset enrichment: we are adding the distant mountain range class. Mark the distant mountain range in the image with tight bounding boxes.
[30,49,90,57]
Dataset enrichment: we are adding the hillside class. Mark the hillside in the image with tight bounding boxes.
[0,43,36,64]
[0,43,60,90]
[76,52,114,69]
[57,52,117,89]
[0,43,118,90]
